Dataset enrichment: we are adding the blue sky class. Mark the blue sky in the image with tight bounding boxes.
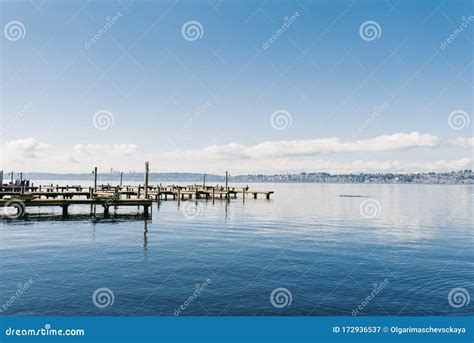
[1,0,472,173]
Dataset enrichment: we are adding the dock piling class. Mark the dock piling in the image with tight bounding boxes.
[0,164,273,218]
[225,171,229,200]
[93,167,97,192]
[93,167,97,215]
[144,162,149,199]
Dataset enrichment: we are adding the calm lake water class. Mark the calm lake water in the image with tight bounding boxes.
[0,182,472,316]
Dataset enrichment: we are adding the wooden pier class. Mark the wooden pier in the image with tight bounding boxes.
[0,165,273,219]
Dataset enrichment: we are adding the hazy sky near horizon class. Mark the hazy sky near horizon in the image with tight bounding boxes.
[1,0,473,174]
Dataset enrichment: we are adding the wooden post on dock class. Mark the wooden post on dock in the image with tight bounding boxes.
[93,167,97,193]
[120,172,123,188]
[144,162,149,199]
[225,171,229,199]
[203,174,206,187]
[0,170,3,187]
[114,186,119,212]
[93,167,97,215]
[20,172,24,195]
[11,171,14,184]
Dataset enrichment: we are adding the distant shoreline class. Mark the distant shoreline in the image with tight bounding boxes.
[6,170,473,185]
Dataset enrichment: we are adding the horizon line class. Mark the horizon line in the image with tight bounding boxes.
[4,169,473,176]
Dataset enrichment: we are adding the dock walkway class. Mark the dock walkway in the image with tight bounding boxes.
[0,165,273,219]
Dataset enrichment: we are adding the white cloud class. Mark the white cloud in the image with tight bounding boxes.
[164,132,440,160]
[1,140,140,171]
[2,138,50,159]
[2,135,471,174]
[449,137,474,148]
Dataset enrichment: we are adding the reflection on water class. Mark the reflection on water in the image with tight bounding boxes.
[143,220,148,261]
[0,183,472,316]
[1,213,151,223]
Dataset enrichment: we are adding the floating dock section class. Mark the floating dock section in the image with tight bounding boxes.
[0,164,273,219]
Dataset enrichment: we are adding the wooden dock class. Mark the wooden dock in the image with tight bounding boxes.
[0,164,273,219]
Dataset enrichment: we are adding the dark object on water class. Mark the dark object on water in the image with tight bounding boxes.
[338,194,369,197]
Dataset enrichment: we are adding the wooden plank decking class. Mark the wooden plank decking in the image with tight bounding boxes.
[0,165,274,219]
